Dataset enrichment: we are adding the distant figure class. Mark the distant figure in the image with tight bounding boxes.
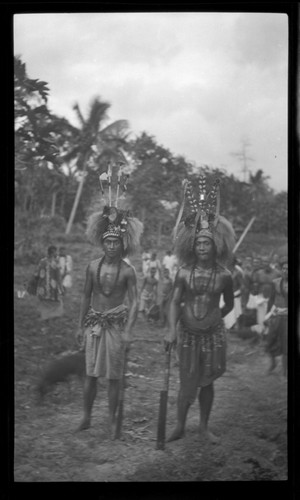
[141,249,151,277]
[241,256,253,312]
[58,246,73,294]
[159,267,173,327]
[221,257,244,331]
[270,253,281,273]
[250,256,281,336]
[34,245,64,333]
[139,266,158,319]
[149,252,162,281]
[162,250,178,281]
[264,255,288,376]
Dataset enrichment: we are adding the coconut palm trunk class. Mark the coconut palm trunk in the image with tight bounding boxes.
[65,155,88,234]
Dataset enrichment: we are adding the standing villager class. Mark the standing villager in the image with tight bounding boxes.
[264,254,288,376]
[149,252,162,281]
[139,265,158,319]
[58,246,73,295]
[247,257,281,340]
[33,245,64,333]
[141,248,151,277]
[159,267,174,327]
[76,164,143,437]
[164,173,235,443]
[162,250,178,281]
[221,256,244,331]
[241,256,253,312]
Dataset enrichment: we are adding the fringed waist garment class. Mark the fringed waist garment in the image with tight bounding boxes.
[84,304,128,379]
[177,320,226,401]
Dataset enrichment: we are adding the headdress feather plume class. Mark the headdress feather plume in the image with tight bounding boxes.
[86,160,143,256]
[174,173,235,266]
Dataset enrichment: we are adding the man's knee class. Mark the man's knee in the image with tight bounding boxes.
[85,375,97,387]
[178,386,197,406]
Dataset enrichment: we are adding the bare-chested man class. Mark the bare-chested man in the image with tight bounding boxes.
[164,174,235,444]
[75,202,143,438]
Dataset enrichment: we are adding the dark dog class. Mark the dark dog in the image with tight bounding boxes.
[146,304,160,323]
[36,351,85,400]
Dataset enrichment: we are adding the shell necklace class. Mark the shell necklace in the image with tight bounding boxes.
[97,257,122,297]
[189,265,216,321]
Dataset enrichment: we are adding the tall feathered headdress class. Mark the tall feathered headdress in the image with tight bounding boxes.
[173,171,236,266]
[86,160,143,256]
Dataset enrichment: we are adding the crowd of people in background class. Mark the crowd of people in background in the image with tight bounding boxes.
[23,242,287,377]
[227,251,288,376]
[140,248,178,325]
[25,245,73,336]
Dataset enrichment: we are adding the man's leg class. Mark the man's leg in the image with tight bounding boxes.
[167,386,192,442]
[198,383,220,443]
[76,375,97,431]
[108,379,120,439]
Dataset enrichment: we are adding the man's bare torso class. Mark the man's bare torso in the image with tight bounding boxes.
[179,265,232,330]
[89,258,133,311]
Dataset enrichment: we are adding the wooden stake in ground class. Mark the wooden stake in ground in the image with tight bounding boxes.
[115,349,128,439]
[156,347,172,450]
[233,216,256,254]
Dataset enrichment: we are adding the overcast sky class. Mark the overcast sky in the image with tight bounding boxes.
[14,12,288,192]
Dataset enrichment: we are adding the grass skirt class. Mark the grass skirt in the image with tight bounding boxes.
[177,320,226,403]
[84,305,128,379]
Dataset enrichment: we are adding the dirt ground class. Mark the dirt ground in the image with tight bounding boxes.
[13,253,288,483]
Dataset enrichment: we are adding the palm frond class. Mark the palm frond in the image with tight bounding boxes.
[100,120,130,139]
[73,103,86,127]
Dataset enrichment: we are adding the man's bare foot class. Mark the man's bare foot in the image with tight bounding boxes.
[167,426,185,442]
[75,418,91,432]
[198,427,220,444]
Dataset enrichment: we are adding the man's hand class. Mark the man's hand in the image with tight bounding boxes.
[75,327,84,350]
[122,332,132,352]
[164,332,176,353]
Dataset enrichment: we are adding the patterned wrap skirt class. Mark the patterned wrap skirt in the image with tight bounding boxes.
[177,320,226,402]
[83,304,128,379]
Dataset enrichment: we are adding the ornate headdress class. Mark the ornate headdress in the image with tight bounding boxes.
[86,161,143,256]
[173,171,236,266]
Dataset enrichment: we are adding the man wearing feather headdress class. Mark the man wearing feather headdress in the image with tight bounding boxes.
[75,163,143,437]
[164,173,235,443]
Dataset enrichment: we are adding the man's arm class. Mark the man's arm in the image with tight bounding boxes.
[220,273,234,318]
[78,263,93,328]
[123,267,138,345]
[164,269,185,347]
[267,282,276,312]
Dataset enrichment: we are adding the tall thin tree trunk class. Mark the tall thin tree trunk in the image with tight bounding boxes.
[65,171,86,234]
[157,220,163,247]
[51,191,57,217]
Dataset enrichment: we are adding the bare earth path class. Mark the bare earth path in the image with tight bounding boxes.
[14,309,287,481]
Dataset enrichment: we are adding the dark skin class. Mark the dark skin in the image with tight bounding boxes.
[76,236,138,436]
[266,262,288,375]
[165,236,234,443]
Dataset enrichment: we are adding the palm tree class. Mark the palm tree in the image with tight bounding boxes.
[248,169,272,204]
[64,96,130,234]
